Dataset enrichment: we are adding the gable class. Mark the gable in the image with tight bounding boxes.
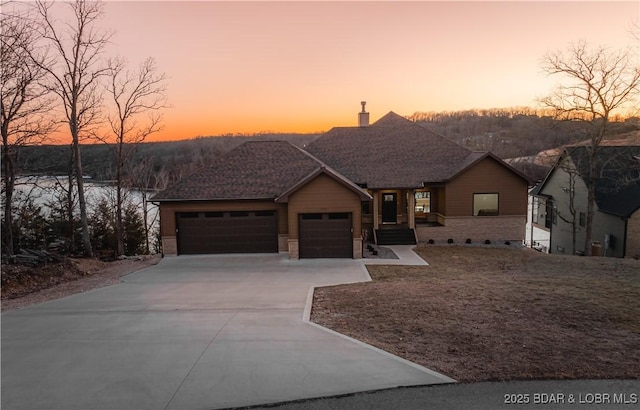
[275,167,371,203]
[538,146,640,217]
[287,173,364,207]
[446,156,529,216]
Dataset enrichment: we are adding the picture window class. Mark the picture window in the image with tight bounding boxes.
[473,193,499,216]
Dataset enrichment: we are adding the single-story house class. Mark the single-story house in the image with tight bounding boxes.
[153,105,530,259]
[530,144,640,258]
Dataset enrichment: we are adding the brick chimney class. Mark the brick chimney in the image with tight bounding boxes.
[358,101,369,127]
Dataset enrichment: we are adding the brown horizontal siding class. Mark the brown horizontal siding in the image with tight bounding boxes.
[159,200,288,237]
[435,187,446,214]
[446,158,527,217]
[288,174,362,239]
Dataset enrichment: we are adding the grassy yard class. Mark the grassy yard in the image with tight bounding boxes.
[311,246,640,382]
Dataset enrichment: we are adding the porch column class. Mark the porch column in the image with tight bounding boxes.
[373,191,379,230]
[408,189,415,229]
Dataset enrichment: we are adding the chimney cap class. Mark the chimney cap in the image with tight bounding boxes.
[358,102,369,127]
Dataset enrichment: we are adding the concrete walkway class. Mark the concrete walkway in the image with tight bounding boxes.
[363,245,428,266]
[2,252,451,410]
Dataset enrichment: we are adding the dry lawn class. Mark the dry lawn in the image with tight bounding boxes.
[311,246,640,382]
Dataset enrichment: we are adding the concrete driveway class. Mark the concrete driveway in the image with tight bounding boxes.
[2,253,453,410]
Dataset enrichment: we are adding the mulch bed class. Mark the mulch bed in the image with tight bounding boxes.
[1,256,160,311]
[1,258,91,300]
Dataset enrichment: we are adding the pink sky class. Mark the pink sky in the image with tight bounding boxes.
[90,1,639,140]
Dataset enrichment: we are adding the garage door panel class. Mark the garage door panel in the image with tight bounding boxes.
[177,211,277,254]
[299,213,352,258]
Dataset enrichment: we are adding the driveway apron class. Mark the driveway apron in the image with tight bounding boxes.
[1,254,453,410]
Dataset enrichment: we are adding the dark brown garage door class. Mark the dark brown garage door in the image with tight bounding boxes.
[176,210,278,254]
[299,213,352,258]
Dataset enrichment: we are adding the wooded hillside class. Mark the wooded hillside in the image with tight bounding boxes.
[14,109,639,184]
[15,133,320,182]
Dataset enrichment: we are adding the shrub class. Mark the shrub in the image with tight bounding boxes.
[10,198,47,251]
[122,201,145,255]
[89,199,117,253]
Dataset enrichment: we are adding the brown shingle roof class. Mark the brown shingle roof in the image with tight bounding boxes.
[154,111,529,202]
[153,141,324,201]
[305,112,473,188]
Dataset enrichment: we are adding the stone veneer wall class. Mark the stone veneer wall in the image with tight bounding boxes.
[416,216,526,243]
[162,236,177,256]
[288,239,299,259]
[353,238,363,259]
[278,234,289,253]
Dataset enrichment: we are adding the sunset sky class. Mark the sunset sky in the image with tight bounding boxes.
[86,1,638,140]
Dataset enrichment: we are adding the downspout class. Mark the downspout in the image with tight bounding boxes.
[530,195,535,249]
[622,217,628,258]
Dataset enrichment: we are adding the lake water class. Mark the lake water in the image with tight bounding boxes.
[9,176,159,235]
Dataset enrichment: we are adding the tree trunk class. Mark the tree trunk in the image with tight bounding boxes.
[73,141,92,257]
[2,141,15,257]
[115,148,124,256]
[67,148,75,249]
[141,190,150,254]
[583,148,597,256]
[69,108,93,257]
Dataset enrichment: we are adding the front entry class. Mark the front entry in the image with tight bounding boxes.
[381,193,397,224]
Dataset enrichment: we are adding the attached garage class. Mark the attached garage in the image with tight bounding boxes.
[176,210,278,254]
[154,141,371,258]
[299,213,353,258]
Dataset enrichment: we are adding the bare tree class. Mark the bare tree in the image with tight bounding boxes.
[540,41,640,255]
[33,0,112,256]
[1,3,56,256]
[128,153,169,254]
[553,152,580,254]
[103,57,167,256]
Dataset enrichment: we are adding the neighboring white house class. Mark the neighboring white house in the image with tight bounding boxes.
[529,144,640,258]
[524,188,551,253]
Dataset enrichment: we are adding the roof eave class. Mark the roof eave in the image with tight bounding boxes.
[152,196,277,203]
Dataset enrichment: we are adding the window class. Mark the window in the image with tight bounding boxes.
[532,199,539,224]
[414,191,431,213]
[545,202,554,229]
[179,212,199,218]
[301,213,322,220]
[473,193,499,216]
[362,201,371,215]
[255,210,275,217]
[229,211,249,217]
[579,212,586,227]
[205,212,224,218]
